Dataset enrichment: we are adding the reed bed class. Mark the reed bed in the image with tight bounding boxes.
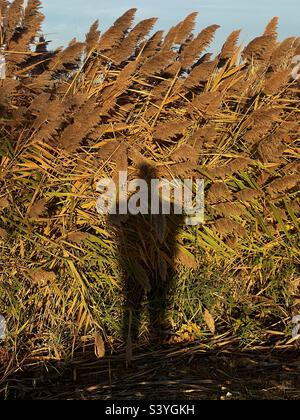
[0,1,299,396]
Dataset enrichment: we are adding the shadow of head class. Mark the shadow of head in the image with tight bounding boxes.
[137,162,158,184]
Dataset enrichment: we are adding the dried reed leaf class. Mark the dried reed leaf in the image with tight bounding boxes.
[30,269,56,284]
[0,227,8,239]
[28,199,47,218]
[203,309,215,334]
[0,196,10,210]
[94,330,105,359]
[176,247,198,270]
[66,232,89,244]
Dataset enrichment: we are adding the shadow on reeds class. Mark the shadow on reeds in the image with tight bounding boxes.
[109,163,185,361]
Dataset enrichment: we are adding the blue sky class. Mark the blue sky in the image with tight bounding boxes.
[41,0,299,52]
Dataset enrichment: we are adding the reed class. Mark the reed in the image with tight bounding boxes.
[0,1,299,382]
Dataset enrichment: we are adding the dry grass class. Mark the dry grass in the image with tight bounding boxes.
[0,1,299,396]
[2,346,300,400]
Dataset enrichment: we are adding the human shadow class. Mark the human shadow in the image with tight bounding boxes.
[109,164,184,361]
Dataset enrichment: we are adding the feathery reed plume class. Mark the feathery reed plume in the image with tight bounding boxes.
[219,29,241,61]
[183,59,218,89]
[269,37,299,69]
[207,182,233,204]
[181,24,220,69]
[163,12,198,50]
[153,120,190,142]
[263,69,290,95]
[243,18,278,64]
[4,0,24,44]
[214,218,246,238]
[1,6,299,374]
[98,8,137,52]
[140,50,176,75]
[85,20,100,53]
[267,175,299,196]
[263,16,279,37]
[236,188,263,202]
[141,30,164,59]
[111,18,157,64]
